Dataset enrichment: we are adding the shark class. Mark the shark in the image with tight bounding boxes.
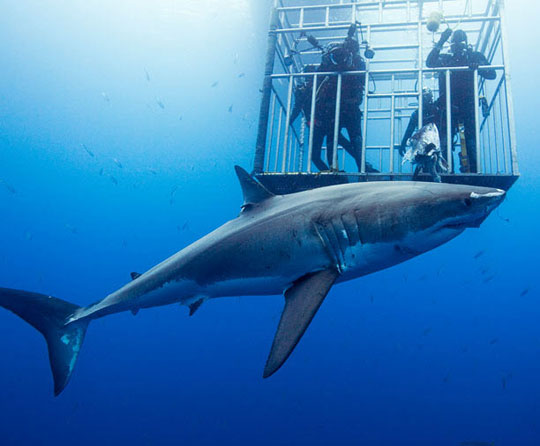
[0,166,505,395]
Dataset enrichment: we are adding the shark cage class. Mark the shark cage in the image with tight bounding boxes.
[252,0,519,194]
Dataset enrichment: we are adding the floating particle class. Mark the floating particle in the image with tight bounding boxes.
[520,288,529,297]
[113,158,123,169]
[98,168,104,176]
[489,337,499,345]
[148,168,158,175]
[422,327,432,336]
[0,179,16,194]
[238,72,245,78]
[109,175,118,185]
[211,81,219,88]
[101,92,110,102]
[65,224,78,234]
[156,99,165,109]
[179,115,183,121]
[81,144,94,158]
[144,69,150,82]
[228,105,233,113]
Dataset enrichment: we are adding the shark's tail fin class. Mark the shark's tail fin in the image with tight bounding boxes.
[0,287,89,396]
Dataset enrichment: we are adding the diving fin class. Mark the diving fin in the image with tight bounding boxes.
[263,268,339,378]
[0,287,89,396]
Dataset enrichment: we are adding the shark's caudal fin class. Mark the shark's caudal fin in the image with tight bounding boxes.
[0,287,89,396]
[263,269,339,378]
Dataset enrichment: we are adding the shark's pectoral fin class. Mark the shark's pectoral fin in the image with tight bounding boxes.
[263,268,340,378]
[189,298,204,316]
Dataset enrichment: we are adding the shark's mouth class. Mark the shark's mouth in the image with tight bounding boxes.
[440,212,488,231]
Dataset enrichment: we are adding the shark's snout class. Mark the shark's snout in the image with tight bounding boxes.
[436,187,506,231]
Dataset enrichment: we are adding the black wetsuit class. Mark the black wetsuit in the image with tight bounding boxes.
[316,51,367,171]
[426,46,496,172]
[290,76,353,172]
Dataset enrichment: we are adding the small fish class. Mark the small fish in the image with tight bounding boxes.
[0,179,17,194]
[442,373,450,383]
[489,337,499,345]
[101,92,110,102]
[98,168,104,176]
[81,144,94,158]
[179,115,183,121]
[122,239,128,248]
[238,72,245,78]
[228,105,233,113]
[482,275,495,284]
[473,250,485,259]
[169,198,175,206]
[25,231,33,241]
[156,99,165,109]
[211,81,219,88]
[370,295,374,304]
[109,175,118,185]
[182,221,189,230]
[170,185,178,197]
[422,327,432,336]
[65,224,78,234]
[418,274,428,281]
[148,168,158,175]
[520,288,529,297]
[113,158,123,169]
[502,376,507,390]
[144,69,150,82]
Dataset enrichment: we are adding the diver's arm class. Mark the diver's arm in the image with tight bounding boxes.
[474,52,497,80]
[426,28,452,67]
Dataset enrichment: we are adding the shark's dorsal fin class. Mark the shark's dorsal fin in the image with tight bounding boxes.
[234,165,274,208]
[263,268,340,378]
[130,272,141,280]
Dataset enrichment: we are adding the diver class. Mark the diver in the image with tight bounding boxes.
[426,28,496,173]
[313,23,378,172]
[399,87,441,157]
[289,65,353,172]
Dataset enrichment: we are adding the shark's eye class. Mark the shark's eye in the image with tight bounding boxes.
[464,198,473,207]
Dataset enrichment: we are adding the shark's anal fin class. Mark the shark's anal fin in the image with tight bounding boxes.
[234,165,274,209]
[130,272,142,280]
[189,298,204,316]
[263,268,339,379]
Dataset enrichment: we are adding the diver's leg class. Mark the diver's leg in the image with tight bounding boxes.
[464,106,478,173]
[311,126,329,171]
[342,109,364,172]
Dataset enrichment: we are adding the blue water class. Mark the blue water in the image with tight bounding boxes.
[1,1,539,445]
